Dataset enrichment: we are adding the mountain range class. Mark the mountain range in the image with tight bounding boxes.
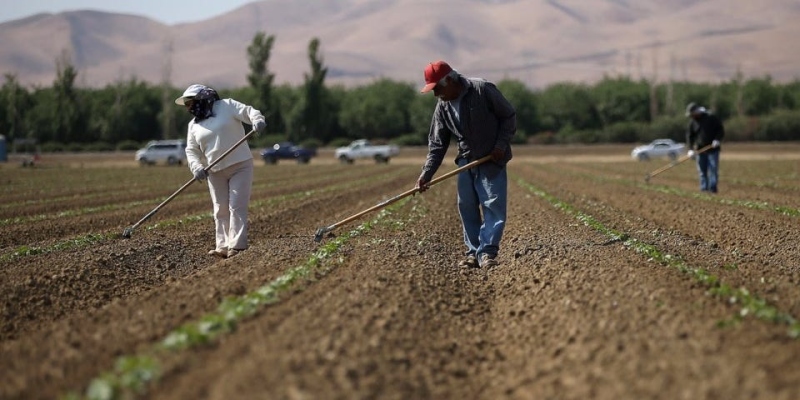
[1,0,799,90]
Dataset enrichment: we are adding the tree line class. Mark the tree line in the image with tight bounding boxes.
[2,33,800,152]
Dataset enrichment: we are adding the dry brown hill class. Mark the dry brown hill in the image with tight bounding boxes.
[1,0,798,89]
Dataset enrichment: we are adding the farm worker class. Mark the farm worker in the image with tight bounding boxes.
[685,102,725,193]
[177,84,266,258]
[415,61,516,268]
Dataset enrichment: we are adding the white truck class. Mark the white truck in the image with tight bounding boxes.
[335,139,400,164]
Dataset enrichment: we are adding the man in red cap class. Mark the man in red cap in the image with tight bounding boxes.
[416,60,516,269]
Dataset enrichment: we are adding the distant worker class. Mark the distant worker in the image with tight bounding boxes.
[685,102,724,193]
[415,60,516,269]
[177,84,266,258]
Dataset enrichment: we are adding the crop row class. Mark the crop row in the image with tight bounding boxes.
[0,164,367,220]
[514,175,800,338]
[536,163,800,218]
[62,195,422,400]
[2,169,409,262]
[516,156,800,322]
[562,159,800,195]
[68,168,799,400]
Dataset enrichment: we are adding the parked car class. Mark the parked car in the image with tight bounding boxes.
[135,140,187,166]
[335,139,400,164]
[631,139,686,161]
[260,142,317,164]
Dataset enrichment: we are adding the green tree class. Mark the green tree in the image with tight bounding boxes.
[408,93,438,137]
[742,76,779,116]
[22,89,53,144]
[591,76,650,126]
[0,74,32,141]
[706,80,736,120]
[87,79,162,143]
[536,82,601,132]
[339,79,415,140]
[293,38,336,143]
[776,80,800,110]
[246,32,283,133]
[51,50,87,143]
[496,79,539,141]
[671,82,715,117]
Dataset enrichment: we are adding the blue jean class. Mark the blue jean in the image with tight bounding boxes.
[456,158,508,258]
[696,149,720,193]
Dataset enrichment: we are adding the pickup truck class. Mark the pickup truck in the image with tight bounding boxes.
[260,142,317,164]
[335,139,400,164]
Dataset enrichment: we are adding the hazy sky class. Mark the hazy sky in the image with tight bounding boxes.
[0,0,256,25]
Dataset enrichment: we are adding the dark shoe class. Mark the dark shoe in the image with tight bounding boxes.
[479,253,498,268]
[458,255,478,268]
[208,249,227,258]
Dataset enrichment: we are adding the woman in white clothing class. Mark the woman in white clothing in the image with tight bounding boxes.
[176,84,266,258]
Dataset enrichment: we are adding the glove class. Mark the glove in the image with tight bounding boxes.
[253,120,266,135]
[416,176,430,193]
[712,140,720,148]
[193,168,208,181]
[687,150,696,159]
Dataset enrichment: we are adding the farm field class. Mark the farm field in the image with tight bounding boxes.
[1,143,800,399]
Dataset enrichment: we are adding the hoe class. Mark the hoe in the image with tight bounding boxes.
[314,155,491,242]
[122,129,256,238]
[644,143,714,183]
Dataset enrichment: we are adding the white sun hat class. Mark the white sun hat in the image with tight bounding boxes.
[174,84,208,105]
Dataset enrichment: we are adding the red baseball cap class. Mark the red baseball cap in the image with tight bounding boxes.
[420,60,453,93]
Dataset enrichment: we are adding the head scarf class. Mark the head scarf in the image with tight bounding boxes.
[189,88,220,121]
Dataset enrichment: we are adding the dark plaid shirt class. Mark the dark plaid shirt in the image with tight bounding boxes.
[421,77,516,181]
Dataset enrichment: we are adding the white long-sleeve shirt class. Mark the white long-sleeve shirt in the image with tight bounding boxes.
[185,98,264,174]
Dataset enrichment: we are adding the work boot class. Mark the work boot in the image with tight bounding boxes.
[208,249,227,258]
[479,253,498,268]
[458,254,478,268]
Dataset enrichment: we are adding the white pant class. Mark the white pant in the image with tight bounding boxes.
[206,159,253,251]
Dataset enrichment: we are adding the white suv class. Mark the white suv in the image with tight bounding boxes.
[135,140,187,166]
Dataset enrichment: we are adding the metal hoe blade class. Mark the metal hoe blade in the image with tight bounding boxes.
[314,226,334,243]
[122,226,134,239]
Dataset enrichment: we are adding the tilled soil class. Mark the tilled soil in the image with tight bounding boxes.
[2,145,799,400]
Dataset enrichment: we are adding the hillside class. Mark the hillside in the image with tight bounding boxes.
[1,0,798,89]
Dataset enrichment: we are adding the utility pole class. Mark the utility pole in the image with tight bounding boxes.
[160,37,174,140]
[665,53,676,116]
[734,64,744,116]
[625,50,632,78]
[648,43,660,121]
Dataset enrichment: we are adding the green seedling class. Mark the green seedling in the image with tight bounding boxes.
[67,194,419,400]
[515,175,800,339]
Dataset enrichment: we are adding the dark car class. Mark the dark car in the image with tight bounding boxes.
[260,142,317,164]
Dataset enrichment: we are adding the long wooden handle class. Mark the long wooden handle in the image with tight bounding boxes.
[323,155,492,232]
[128,129,256,231]
[647,143,715,179]
[203,129,256,172]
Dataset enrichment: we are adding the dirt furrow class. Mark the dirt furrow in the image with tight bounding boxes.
[516,162,800,317]
[1,168,422,400]
[141,168,800,400]
[561,160,800,206]
[0,165,383,247]
[4,146,800,400]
